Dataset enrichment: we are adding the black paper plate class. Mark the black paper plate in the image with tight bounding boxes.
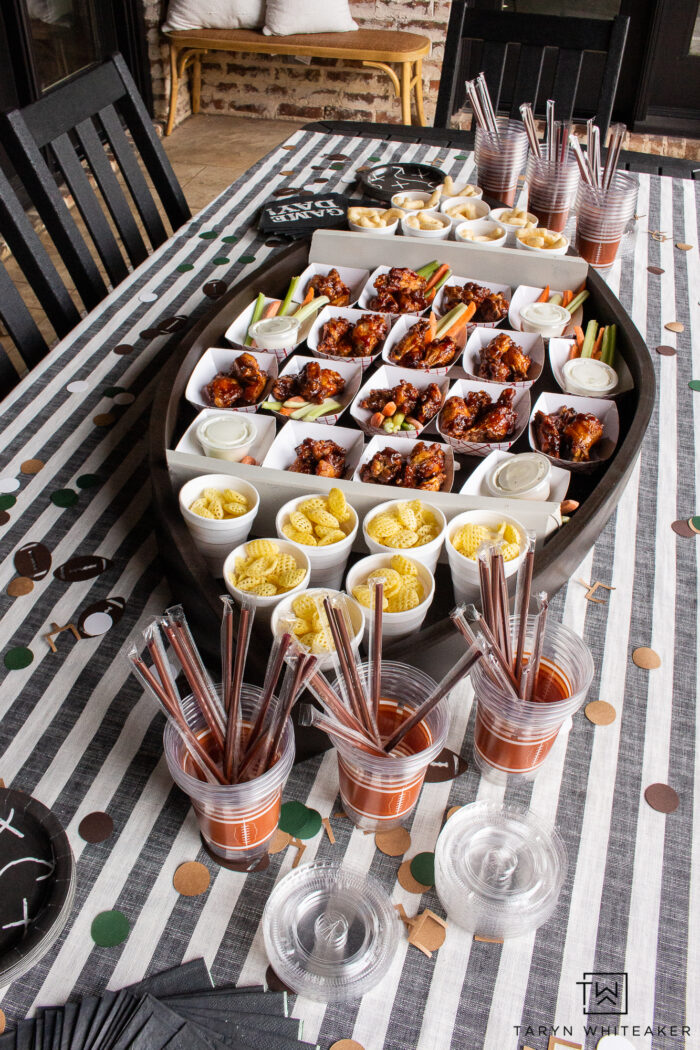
[356,162,447,203]
[0,788,76,986]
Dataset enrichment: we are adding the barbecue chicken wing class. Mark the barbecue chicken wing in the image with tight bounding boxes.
[369,267,429,313]
[317,314,388,358]
[388,319,458,370]
[317,317,353,356]
[359,447,404,485]
[272,361,345,404]
[440,392,490,436]
[533,407,604,461]
[401,442,446,491]
[205,351,269,408]
[308,268,350,307]
[360,380,443,426]
[441,389,516,442]
[289,437,347,477]
[476,333,532,382]
[444,281,509,324]
[352,313,389,355]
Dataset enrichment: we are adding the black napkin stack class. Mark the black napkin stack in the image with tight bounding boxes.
[0,960,317,1050]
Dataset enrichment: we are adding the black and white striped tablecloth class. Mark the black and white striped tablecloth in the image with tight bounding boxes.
[0,129,698,1050]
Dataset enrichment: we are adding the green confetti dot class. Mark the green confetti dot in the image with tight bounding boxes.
[692,516,700,531]
[368,155,381,161]
[410,851,435,887]
[296,807,322,840]
[212,256,231,265]
[103,386,126,397]
[279,800,311,836]
[0,494,16,511]
[77,474,100,489]
[4,646,33,671]
[689,379,700,391]
[455,154,468,160]
[176,263,194,273]
[221,235,238,244]
[330,162,345,170]
[91,910,130,947]
[199,231,217,239]
[51,489,79,508]
[239,255,256,264]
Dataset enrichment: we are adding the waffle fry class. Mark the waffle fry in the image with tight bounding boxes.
[450,521,522,561]
[282,489,354,547]
[352,555,425,613]
[228,539,306,594]
[189,487,250,520]
[366,501,441,549]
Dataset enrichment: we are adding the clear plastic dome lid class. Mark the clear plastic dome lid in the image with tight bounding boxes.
[435,802,567,938]
[262,862,400,1002]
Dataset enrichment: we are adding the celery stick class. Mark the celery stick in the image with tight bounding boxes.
[566,289,590,315]
[549,293,563,306]
[291,404,314,419]
[393,412,405,426]
[580,319,598,358]
[602,324,617,367]
[292,295,329,325]
[416,260,440,279]
[260,400,282,411]
[427,268,453,299]
[244,292,265,345]
[278,276,300,316]
[435,303,468,338]
[306,400,341,420]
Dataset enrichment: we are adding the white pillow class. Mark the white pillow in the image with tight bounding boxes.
[163,0,265,31]
[263,0,358,36]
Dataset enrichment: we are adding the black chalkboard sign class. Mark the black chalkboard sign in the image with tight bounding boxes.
[356,162,447,203]
[259,192,352,236]
[0,788,75,985]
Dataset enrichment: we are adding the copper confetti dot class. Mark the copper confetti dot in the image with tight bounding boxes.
[375,826,411,856]
[644,783,679,813]
[7,577,34,597]
[397,858,431,895]
[632,646,661,669]
[280,170,295,176]
[473,934,504,944]
[0,1009,5,1035]
[93,413,116,427]
[647,265,664,275]
[78,811,114,843]
[671,519,695,537]
[676,243,693,251]
[268,828,292,854]
[173,860,211,896]
[585,700,616,726]
[0,511,9,525]
[665,321,684,333]
[445,806,462,821]
[330,1041,365,1050]
[281,144,296,150]
[21,459,45,475]
[655,344,676,356]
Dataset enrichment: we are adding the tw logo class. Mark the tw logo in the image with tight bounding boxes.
[577,973,629,1015]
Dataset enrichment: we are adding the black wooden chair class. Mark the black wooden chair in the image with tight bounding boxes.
[0,52,190,315]
[0,164,81,398]
[434,6,629,145]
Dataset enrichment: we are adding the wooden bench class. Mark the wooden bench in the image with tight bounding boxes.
[163,28,431,134]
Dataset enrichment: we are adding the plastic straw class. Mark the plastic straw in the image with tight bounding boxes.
[383,644,482,753]
[162,606,225,750]
[332,595,381,744]
[450,605,520,701]
[262,653,318,771]
[322,595,363,724]
[369,580,383,722]
[569,134,595,189]
[478,549,495,634]
[477,72,500,142]
[523,592,549,702]
[223,602,254,782]
[246,632,293,750]
[546,100,555,161]
[144,621,180,710]
[513,546,535,686]
[298,705,387,756]
[220,595,235,714]
[519,102,540,157]
[465,78,489,134]
[603,122,626,192]
[491,547,512,669]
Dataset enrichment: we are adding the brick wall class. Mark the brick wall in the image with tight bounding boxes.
[142,0,451,128]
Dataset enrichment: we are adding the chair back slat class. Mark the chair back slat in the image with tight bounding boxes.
[50,131,129,288]
[73,117,149,269]
[98,103,168,250]
[0,166,80,339]
[434,5,630,142]
[510,45,546,119]
[0,263,48,394]
[2,110,108,311]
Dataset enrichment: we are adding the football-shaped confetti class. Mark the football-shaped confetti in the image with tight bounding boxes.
[54,555,112,582]
[424,748,468,782]
[14,541,52,581]
[77,596,125,637]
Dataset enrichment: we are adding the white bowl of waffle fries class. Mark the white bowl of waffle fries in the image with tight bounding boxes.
[345,553,435,643]
[275,488,359,590]
[446,510,528,603]
[516,227,570,256]
[347,205,403,235]
[223,537,310,623]
[454,218,507,248]
[271,588,363,671]
[362,497,447,573]
[178,474,259,577]
[400,209,452,240]
[489,206,539,246]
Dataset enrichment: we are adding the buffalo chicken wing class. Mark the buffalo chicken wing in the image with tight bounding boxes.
[205,351,269,408]
[360,441,446,491]
[441,388,517,443]
[533,407,604,462]
[476,332,532,382]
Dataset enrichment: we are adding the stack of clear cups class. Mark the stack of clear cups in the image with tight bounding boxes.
[469,615,593,783]
[164,688,295,866]
[524,153,580,233]
[332,661,447,831]
[574,170,638,269]
[474,119,529,207]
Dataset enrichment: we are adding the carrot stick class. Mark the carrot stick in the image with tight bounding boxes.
[427,311,437,341]
[569,326,584,359]
[262,299,281,318]
[592,327,605,359]
[536,285,550,303]
[301,286,315,307]
[425,263,449,292]
[441,300,476,338]
[561,289,573,308]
